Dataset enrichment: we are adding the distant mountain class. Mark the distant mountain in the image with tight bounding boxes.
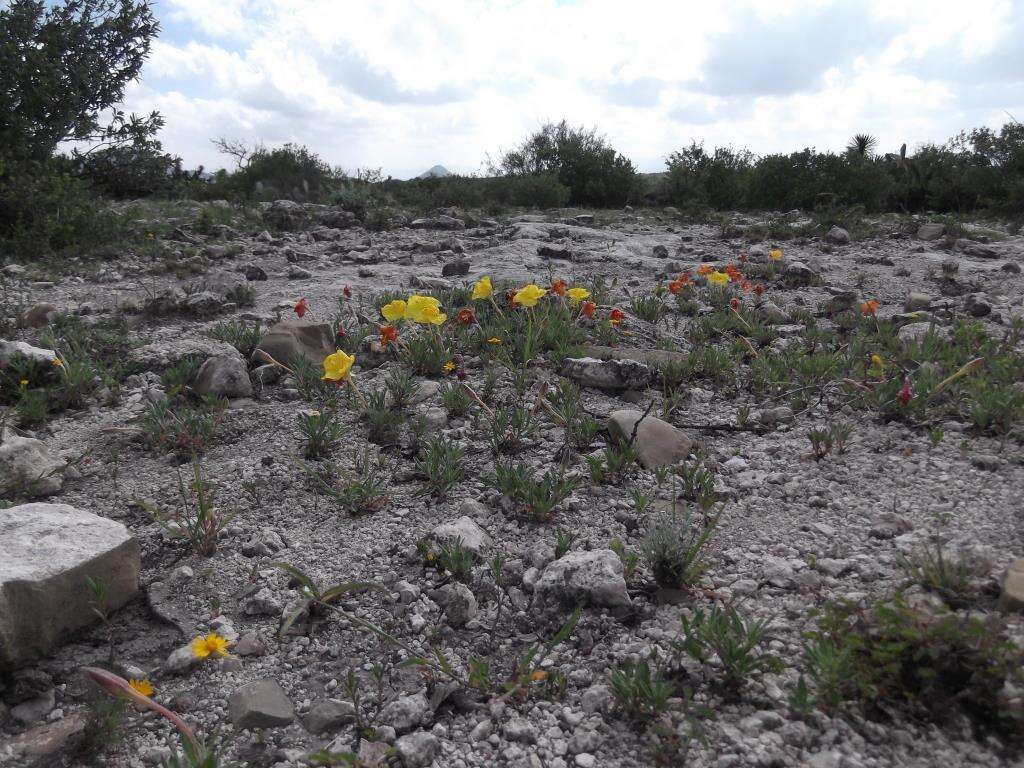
[416,165,451,179]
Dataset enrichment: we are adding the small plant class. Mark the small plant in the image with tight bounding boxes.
[416,435,464,496]
[631,488,654,516]
[208,320,262,357]
[630,293,666,325]
[609,656,675,720]
[675,460,716,509]
[830,421,854,454]
[272,562,383,637]
[364,387,403,445]
[676,605,782,688]
[928,426,944,448]
[898,542,979,608]
[298,409,344,458]
[140,462,232,556]
[433,538,475,583]
[554,529,576,559]
[302,448,390,516]
[609,537,639,581]
[808,426,834,460]
[440,382,472,416]
[489,462,578,522]
[401,333,448,376]
[488,406,536,454]
[640,506,716,590]
[384,367,418,408]
[140,398,222,457]
[161,355,203,399]
[86,575,116,664]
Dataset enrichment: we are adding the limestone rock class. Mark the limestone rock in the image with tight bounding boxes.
[535,549,631,608]
[255,319,334,367]
[395,732,439,767]
[228,679,295,729]
[826,225,850,245]
[430,516,491,557]
[563,357,652,391]
[999,559,1024,612]
[194,352,253,398]
[432,582,478,627]
[21,302,58,327]
[0,339,58,367]
[0,432,66,497]
[1,503,139,670]
[606,409,695,469]
[917,222,944,240]
[303,699,356,734]
[129,337,238,370]
[378,691,429,734]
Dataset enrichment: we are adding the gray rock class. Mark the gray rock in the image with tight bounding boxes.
[378,691,430,734]
[0,339,58,367]
[242,587,283,616]
[756,301,792,325]
[964,293,992,318]
[395,732,439,767]
[129,337,238,370]
[164,644,202,675]
[411,215,464,231]
[652,244,669,258]
[606,409,695,469]
[10,689,55,725]
[898,321,945,345]
[303,698,356,734]
[255,319,334,367]
[999,559,1024,612]
[243,264,267,280]
[960,242,998,259]
[265,200,307,230]
[182,291,225,317]
[1002,261,1021,274]
[563,357,652,391]
[904,292,932,312]
[781,261,818,285]
[580,684,614,714]
[1,503,139,670]
[503,717,538,743]
[430,516,491,556]
[228,679,294,729]
[433,582,478,627]
[441,258,470,276]
[0,432,66,498]
[235,632,266,657]
[869,512,913,540]
[21,302,58,328]
[536,549,630,608]
[288,265,313,279]
[917,222,945,240]
[826,225,850,245]
[194,353,252,398]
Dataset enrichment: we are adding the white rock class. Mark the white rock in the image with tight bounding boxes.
[536,550,631,608]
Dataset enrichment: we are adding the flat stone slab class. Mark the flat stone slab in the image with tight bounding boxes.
[606,409,696,469]
[228,678,295,729]
[0,503,139,670]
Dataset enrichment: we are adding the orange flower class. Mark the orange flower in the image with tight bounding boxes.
[294,298,309,318]
[668,279,684,295]
[379,324,398,346]
[609,309,625,325]
[505,290,517,309]
[551,279,567,296]
[581,300,596,318]
[697,264,714,276]
[456,308,475,326]
[725,264,742,281]
[860,299,879,316]
[679,271,691,285]
[754,283,765,297]
[739,252,748,263]
[342,286,352,299]
[730,297,740,310]
[741,280,752,292]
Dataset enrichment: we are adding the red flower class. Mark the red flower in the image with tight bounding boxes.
[581,300,596,318]
[898,378,914,406]
[506,290,518,309]
[551,279,567,296]
[609,309,625,325]
[730,298,740,310]
[335,323,346,339]
[739,252,748,263]
[725,264,742,282]
[343,286,352,299]
[294,298,309,318]
[741,280,752,292]
[754,283,765,297]
[861,299,879,317]
[668,278,684,295]
[456,308,475,326]
[456,368,467,381]
[379,324,398,347]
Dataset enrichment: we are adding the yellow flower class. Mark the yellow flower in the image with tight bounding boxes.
[322,350,355,381]
[708,271,729,286]
[129,678,155,697]
[486,337,502,345]
[443,361,456,373]
[381,299,407,323]
[566,287,590,304]
[190,633,230,659]
[769,248,783,261]
[407,295,446,325]
[870,354,884,369]
[529,669,548,682]
[19,378,28,387]
[52,357,64,367]
[471,276,493,301]
[513,284,547,308]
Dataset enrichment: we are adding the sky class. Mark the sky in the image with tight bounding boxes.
[123,0,1024,179]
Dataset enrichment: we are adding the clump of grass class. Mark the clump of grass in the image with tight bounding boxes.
[364,387,404,445]
[304,448,390,516]
[488,406,536,454]
[677,606,782,688]
[298,409,344,459]
[640,505,716,590]
[140,397,223,457]
[384,367,418,408]
[141,462,232,556]
[208,320,262,357]
[440,382,472,417]
[416,435,464,496]
[898,542,980,608]
[609,657,675,721]
[489,462,579,523]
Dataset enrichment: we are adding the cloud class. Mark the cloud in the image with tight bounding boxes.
[129,0,1024,179]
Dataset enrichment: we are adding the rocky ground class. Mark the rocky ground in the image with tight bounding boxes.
[1,201,1023,768]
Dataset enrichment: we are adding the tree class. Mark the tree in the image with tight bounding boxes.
[496,121,638,207]
[0,0,161,163]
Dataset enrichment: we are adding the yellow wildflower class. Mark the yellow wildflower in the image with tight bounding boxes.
[769,248,783,261]
[322,350,355,382]
[708,271,729,286]
[566,287,591,304]
[190,633,230,659]
[486,337,502,345]
[52,357,64,367]
[871,354,884,369]
[471,276,493,301]
[513,284,547,308]
[380,299,407,323]
[407,295,446,325]
[443,361,456,373]
[529,669,548,682]
[19,378,28,387]
[129,678,155,697]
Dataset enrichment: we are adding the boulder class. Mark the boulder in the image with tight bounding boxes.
[897,322,946,345]
[826,225,850,245]
[395,732,439,768]
[432,582,478,627]
[1,503,139,670]
[963,293,992,318]
[904,292,932,312]
[194,353,252,398]
[430,516,491,557]
[303,699,356,734]
[129,337,239,370]
[917,222,944,241]
[999,559,1024,612]
[228,679,295,729]
[0,432,66,498]
[410,215,464,231]
[255,320,334,367]
[535,549,631,608]
[21,302,58,328]
[563,357,652,391]
[606,409,695,469]
[0,339,58,367]
[781,261,818,286]
[265,200,307,230]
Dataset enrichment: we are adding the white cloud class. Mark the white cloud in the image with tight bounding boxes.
[127,0,1024,179]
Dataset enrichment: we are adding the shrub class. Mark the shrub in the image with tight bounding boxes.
[640,506,716,589]
[677,605,782,688]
